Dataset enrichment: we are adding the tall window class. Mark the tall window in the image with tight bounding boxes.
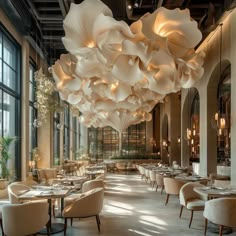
[29,61,37,161]
[0,25,21,180]
[88,123,146,159]
[63,104,70,160]
[72,117,80,160]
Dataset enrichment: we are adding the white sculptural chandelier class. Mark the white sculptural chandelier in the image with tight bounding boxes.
[51,0,205,135]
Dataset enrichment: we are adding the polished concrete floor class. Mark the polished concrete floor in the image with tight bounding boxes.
[47,173,236,236]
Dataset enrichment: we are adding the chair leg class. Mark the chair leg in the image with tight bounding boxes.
[0,219,4,236]
[165,194,169,205]
[97,214,101,225]
[96,215,101,232]
[219,225,223,236]
[46,223,50,236]
[71,218,73,226]
[155,185,159,192]
[179,205,183,218]
[189,210,194,228]
[64,218,68,236]
[204,218,208,235]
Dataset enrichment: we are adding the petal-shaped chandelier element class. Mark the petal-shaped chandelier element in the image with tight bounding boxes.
[51,0,205,133]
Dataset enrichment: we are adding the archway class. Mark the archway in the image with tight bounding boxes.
[182,88,200,167]
[206,60,231,174]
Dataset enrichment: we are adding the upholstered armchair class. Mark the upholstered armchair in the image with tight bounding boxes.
[155,173,164,194]
[203,197,236,236]
[62,187,104,235]
[2,201,49,236]
[95,173,105,181]
[163,177,185,205]
[149,170,156,188]
[37,168,57,185]
[64,179,104,206]
[213,180,231,188]
[8,183,31,204]
[179,182,205,228]
[82,179,104,192]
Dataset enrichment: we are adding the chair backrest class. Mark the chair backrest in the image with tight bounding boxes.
[213,180,231,188]
[155,173,164,186]
[8,183,30,204]
[163,177,185,195]
[37,169,46,183]
[139,166,145,175]
[2,201,49,236]
[149,170,156,181]
[179,182,204,206]
[95,174,105,181]
[63,187,104,218]
[82,180,104,193]
[203,198,236,227]
[145,169,150,178]
[37,168,57,184]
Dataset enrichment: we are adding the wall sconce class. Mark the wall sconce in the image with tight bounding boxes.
[177,136,181,144]
[211,112,228,136]
[162,139,170,149]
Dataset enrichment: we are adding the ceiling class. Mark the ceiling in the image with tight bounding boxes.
[1,0,235,65]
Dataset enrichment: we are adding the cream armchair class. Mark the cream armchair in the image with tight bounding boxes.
[203,197,236,236]
[8,183,31,204]
[82,179,104,192]
[155,173,164,194]
[179,182,205,228]
[2,201,49,236]
[37,168,57,185]
[64,179,104,206]
[62,187,104,234]
[163,177,185,205]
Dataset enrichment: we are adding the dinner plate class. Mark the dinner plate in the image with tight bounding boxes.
[36,191,54,196]
[200,186,211,190]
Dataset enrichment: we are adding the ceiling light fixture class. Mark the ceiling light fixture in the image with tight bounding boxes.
[50,0,205,144]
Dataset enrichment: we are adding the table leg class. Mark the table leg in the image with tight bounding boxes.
[39,198,64,235]
[61,197,64,216]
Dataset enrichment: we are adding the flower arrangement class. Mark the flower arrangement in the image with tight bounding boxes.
[32,147,40,162]
[33,68,60,127]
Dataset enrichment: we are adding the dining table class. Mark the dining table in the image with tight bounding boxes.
[194,186,236,200]
[194,186,236,234]
[56,175,88,186]
[85,169,105,179]
[175,175,209,183]
[18,186,72,234]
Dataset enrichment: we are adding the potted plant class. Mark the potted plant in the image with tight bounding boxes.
[0,136,17,180]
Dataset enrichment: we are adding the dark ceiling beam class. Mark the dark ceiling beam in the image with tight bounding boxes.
[38,7,61,11]
[43,35,63,40]
[157,0,164,8]
[40,20,63,23]
[33,0,58,2]
[33,15,63,20]
[58,0,68,17]
[42,26,63,30]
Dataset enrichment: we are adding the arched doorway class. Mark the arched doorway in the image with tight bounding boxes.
[206,60,231,175]
[182,88,200,166]
[212,65,231,164]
